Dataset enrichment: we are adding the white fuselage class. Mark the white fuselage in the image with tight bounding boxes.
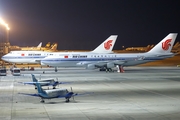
[41,52,175,67]
[45,88,68,98]
[1,51,96,64]
[1,35,117,64]
[38,79,56,86]
[1,51,49,63]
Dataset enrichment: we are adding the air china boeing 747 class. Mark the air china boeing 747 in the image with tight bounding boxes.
[1,35,117,64]
[41,33,178,72]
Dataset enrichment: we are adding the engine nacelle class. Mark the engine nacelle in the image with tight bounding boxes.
[106,63,115,68]
[76,61,91,66]
[86,64,96,70]
[40,61,47,66]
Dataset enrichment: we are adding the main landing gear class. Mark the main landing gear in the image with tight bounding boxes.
[55,67,58,72]
[40,98,45,103]
[66,98,70,102]
[99,67,114,72]
[106,68,114,72]
[99,66,125,73]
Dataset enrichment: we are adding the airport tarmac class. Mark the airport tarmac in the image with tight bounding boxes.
[0,67,180,120]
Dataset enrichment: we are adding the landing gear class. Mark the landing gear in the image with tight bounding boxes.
[40,98,45,103]
[106,68,113,72]
[53,86,56,89]
[99,68,106,71]
[55,67,57,72]
[66,98,70,102]
[99,67,114,72]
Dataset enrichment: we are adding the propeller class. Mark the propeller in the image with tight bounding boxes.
[56,78,59,87]
[70,87,74,100]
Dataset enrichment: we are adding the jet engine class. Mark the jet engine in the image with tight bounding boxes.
[106,62,115,68]
[86,64,96,70]
[40,61,47,66]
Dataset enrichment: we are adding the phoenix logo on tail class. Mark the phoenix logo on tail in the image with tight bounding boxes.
[104,40,113,50]
[162,39,172,51]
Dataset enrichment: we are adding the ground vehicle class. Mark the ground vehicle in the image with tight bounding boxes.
[11,68,21,76]
[0,68,7,76]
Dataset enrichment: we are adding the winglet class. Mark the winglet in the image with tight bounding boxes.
[148,33,178,54]
[91,35,118,53]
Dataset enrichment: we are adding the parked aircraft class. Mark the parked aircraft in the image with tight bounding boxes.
[171,42,180,53]
[47,43,58,51]
[20,42,58,51]
[41,33,178,72]
[125,44,154,52]
[9,42,43,51]
[19,74,67,89]
[19,82,90,103]
[1,35,117,64]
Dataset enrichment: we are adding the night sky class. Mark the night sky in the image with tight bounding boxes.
[0,0,180,50]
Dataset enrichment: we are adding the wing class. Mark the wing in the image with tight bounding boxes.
[18,82,35,85]
[85,56,145,69]
[49,81,72,86]
[18,82,50,85]
[18,93,39,97]
[72,92,94,97]
[57,92,93,98]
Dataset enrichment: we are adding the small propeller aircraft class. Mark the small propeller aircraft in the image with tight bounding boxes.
[19,82,91,103]
[19,74,70,89]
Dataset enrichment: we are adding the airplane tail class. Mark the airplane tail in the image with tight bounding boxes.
[50,43,58,51]
[91,35,118,53]
[45,42,51,48]
[31,74,38,82]
[35,82,46,94]
[37,42,42,48]
[148,33,178,54]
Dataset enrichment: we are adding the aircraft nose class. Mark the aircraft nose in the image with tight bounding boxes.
[1,55,7,61]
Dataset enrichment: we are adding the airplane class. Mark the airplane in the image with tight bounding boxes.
[20,42,58,51]
[20,42,42,50]
[125,44,154,52]
[19,74,68,89]
[40,33,178,72]
[46,43,58,52]
[19,82,90,103]
[10,42,43,51]
[1,35,118,64]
